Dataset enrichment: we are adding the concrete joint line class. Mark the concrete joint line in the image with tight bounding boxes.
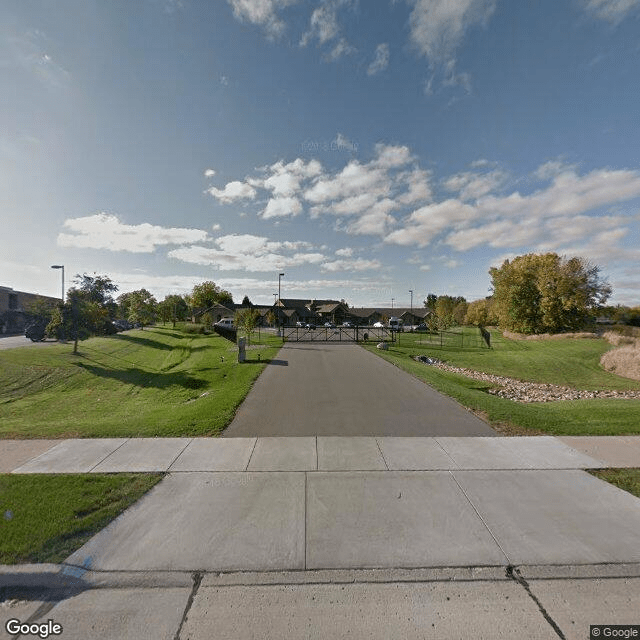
[88,437,131,472]
[173,571,203,640]
[304,472,308,571]
[506,566,567,640]
[166,438,195,472]
[448,471,511,565]
[433,437,459,466]
[374,438,390,470]
[315,437,318,471]
[244,438,258,471]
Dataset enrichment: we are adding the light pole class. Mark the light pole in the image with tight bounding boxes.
[51,265,64,302]
[391,297,394,310]
[278,273,284,302]
[278,273,284,334]
[409,289,413,329]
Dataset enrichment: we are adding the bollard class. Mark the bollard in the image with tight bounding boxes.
[237,336,246,363]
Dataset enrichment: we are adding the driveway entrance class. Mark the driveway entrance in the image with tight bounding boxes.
[223,342,496,437]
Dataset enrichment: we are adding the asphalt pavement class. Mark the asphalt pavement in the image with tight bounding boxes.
[223,342,496,437]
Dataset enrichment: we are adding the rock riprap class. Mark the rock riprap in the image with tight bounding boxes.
[413,355,640,403]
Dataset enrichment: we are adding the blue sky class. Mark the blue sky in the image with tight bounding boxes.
[2,0,639,308]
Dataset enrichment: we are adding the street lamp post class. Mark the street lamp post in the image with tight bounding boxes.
[391,297,394,310]
[278,273,284,335]
[409,289,413,329]
[51,265,64,302]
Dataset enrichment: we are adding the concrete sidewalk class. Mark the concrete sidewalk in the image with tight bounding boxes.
[3,436,640,639]
[3,564,640,640]
[7,435,640,474]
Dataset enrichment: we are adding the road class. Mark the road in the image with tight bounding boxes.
[0,335,58,350]
[223,342,496,437]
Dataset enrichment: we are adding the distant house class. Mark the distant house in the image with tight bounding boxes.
[348,307,431,326]
[0,286,60,334]
[274,298,341,325]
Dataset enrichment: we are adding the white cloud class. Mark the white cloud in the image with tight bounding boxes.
[321,258,382,272]
[57,213,208,253]
[582,0,640,23]
[333,133,358,152]
[227,0,300,38]
[262,196,303,218]
[324,38,356,61]
[373,143,413,169]
[206,180,257,204]
[204,168,216,177]
[168,233,326,271]
[367,43,390,76]
[398,168,433,204]
[443,168,507,201]
[389,164,640,252]
[335,247,354,257]
[406,0,497,64]
[386,199,477,247]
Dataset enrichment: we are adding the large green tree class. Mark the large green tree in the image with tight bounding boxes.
[190,281,233,309]
[489,253,612,334]
[157,294,189,326]
[118,289,157,329]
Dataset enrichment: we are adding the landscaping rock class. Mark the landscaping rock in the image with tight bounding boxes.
[377,342,389,350]
[412,356,640,403]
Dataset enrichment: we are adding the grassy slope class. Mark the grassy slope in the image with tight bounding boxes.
[0,326,280,438]
[367,329,640,436]
[0,473,163,564]
[589,469,640,499]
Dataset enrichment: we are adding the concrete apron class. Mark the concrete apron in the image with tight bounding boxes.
[62,465,640,573]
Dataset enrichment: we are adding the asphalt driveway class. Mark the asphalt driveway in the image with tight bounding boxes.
[223,342,496,437]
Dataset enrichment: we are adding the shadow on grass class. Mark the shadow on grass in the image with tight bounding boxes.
[76,362,208,390]
[109,333,175,351]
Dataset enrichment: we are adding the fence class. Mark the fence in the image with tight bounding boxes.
[410,327,491,349]
[282,326,395,343]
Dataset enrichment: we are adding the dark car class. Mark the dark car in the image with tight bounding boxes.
[25,319,48,342]
[305,323,316,329]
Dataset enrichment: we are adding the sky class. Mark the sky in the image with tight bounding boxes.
[2,0,639,309]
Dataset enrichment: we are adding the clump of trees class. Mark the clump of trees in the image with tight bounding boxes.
[235,308,261,344]
[488,252,612,334]
[424,294,468,330]
[47,274,120,353]
[118,289,157,330]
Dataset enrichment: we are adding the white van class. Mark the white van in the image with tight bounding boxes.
[214,317,235,329]
[388,316,403,332]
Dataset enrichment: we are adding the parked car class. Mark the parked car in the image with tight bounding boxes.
[112,319,133,332]
[214,318,235,329]
[342,321,353,328]
[415,323,428,332]
[373,321,384,328]
[324,322,336,328]
[389,316,404,332]
[25,319,48,342]
[305,323,316,329]
[296,321,305,327]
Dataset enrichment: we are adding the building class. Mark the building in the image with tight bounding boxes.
[0,286,60,334]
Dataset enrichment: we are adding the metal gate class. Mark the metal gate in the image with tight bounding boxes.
[282,326,395,342]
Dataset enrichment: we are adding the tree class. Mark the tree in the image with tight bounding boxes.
[241,295,253,307]
[190,281,233,310]
[424,293,438,310]
[118,289,157,329]
[235,308,261,345]
[157,295,189,326]
[489,252,612,334]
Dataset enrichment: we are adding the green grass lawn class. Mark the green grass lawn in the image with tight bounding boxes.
[366,328,640,436]
[0,473,163,564]
[0,326,281,438]
[589,469,640,499]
